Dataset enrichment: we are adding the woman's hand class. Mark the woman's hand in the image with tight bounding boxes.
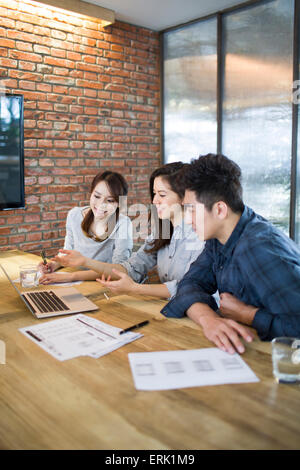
[52,249,86,268]
[96,269,137,295]
[39,271,74,285]
[37,260,59,274]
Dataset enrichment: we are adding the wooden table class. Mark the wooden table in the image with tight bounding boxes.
[0,250,299,450]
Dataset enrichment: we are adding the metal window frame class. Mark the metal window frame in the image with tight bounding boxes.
[290,0,299,240]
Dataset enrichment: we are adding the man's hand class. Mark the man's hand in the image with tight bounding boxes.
[199,314,254,354]
[219,293,258,326]
[186,302,254,354]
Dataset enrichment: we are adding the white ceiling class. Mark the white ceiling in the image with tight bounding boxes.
[85,0,249,31]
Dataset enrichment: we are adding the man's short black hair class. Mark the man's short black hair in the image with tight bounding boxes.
[183,153,244,213]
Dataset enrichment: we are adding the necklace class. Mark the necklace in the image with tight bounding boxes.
[88,230,109,242]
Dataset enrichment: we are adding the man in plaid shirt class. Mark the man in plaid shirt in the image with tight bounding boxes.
[161,154,300,354]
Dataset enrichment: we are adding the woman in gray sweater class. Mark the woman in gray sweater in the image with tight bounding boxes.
[39,171,133,283]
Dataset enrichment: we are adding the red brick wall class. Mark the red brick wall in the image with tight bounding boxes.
[0,0,161,255]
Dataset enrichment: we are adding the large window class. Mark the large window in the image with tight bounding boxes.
[222,0,294,234]
[162,0,299,241]
[163,18,217,163]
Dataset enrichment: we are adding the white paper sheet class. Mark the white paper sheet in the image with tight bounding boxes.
[20,314,142,361]
[128,348,259,390]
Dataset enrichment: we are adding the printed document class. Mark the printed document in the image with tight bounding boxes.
[20,314,142,361]
[128,348,259,390]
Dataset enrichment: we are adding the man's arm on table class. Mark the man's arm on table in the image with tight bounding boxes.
[161,244,254,353]
[219,238,300,340]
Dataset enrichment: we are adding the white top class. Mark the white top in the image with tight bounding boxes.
[121,223,205,299]
[64,206,133,264]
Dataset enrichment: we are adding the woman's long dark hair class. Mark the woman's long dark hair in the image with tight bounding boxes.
[81,171,128,241]
[145,162,185,254]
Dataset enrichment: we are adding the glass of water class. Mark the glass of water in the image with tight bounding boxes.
[272,337,300,383]
[19,264,38,288]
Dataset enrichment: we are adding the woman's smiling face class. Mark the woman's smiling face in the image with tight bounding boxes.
[152,176,182,221]
[90,180,118,221]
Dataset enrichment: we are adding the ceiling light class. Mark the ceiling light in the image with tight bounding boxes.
[32,0,115,26]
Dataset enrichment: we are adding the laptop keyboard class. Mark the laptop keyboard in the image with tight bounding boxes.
[24,291,70,313]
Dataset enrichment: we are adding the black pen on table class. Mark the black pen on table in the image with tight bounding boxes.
[119,320,149,335]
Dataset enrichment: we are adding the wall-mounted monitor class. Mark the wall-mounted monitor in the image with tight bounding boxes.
[0,94,25,211]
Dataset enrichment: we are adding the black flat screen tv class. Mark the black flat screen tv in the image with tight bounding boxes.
[0,94,25,210]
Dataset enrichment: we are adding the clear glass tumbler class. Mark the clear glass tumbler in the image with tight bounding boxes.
[272,337,300,383]
[19,264,38,288]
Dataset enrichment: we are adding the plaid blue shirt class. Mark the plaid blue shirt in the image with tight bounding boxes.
[161,206,300,340]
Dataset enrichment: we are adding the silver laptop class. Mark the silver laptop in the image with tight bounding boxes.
[0,264,99,319]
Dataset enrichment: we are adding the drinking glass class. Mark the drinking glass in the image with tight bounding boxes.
[19,265,38,288]
[272,337,300,383]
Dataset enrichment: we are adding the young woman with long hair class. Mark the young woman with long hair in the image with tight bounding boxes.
[39,170,132,283]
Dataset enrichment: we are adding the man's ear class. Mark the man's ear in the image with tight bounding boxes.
[213,201,228,220]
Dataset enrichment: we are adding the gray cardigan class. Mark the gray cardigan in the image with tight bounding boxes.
[64,206,133,263]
